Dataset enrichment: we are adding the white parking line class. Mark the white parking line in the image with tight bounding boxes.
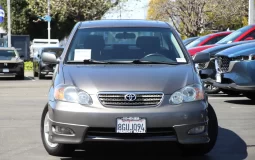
[231,107,255,109]
[26,76,35,81]
[208,97,246,100]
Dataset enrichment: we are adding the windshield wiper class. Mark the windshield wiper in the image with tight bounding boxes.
[131,59,180,65]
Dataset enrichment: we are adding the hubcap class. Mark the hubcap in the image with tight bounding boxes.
[44,112,58,148]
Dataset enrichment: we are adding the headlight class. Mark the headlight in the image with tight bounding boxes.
[54,84,92,105]
[169,84,204,105]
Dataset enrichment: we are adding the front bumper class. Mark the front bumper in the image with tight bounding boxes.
[0,65,24,77]
[213,81,255,91]
[213,60,255,92]
[40,63,55,75]
[47,96,210,145]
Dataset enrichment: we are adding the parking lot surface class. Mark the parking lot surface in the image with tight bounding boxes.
[0,73,255,160]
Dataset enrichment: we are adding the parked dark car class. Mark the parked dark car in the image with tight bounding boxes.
[0,47,24,79]
[33,46,63,79]
[197,40,255,94]
[183,36,199,45]
[213,42,255,99]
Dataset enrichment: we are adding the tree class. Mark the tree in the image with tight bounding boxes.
[0,0,31,35]
[206,0,248,31]
[147,0,248,37]
[147,0,168,21]
[0,0,121,40]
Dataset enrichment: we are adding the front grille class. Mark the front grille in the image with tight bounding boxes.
[86,127,175,138]
[98,93,163,107]
[198,63,206,69]
[217,56,230,73]
[0,63,17,68]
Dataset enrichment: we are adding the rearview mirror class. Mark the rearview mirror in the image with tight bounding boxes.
[245,37,254,41]
[41,52,59,64]
[193,52,210,63]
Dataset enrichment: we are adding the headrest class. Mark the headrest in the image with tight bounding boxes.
[136,36,160,52]
[84,35,105,50]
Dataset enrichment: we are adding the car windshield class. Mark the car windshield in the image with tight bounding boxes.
[42,48,63,58]
[186,35,209,49]
[65,27,187,64]
[216,25,253,44]
[0,50,17,59]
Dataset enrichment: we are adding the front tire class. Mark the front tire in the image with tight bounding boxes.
[243,93,255,100]
[221,89,241,96]
[180,103,218,156]
[204,83,221,94]
[41,104,75,157]
[38,67,45,80]
[16,72,24,80]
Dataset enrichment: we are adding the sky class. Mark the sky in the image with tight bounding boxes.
[103,0,149,20]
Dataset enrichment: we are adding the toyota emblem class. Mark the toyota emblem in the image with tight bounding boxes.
[124,93,136,101]
[4,63,7,66]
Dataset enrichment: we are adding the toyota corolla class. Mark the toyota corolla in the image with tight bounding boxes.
[40,20,218,157]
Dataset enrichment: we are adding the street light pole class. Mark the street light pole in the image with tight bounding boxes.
[249,0,254,25]
[7,0,11,47]
[47,0,51,44]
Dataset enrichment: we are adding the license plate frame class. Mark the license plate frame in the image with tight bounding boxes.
[216,73,221,83]
[3,68,9,73]
[116,117,147,134]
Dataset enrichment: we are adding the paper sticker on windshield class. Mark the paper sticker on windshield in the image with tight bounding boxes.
[74,49,91,61]
[176,58,186,62]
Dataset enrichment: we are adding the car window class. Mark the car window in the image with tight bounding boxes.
[65,27,187,63]
[186,36,209,49]
[216,25,253,44]
[204,35,227,45]
[0,50,16,58]
[242,30,255,40]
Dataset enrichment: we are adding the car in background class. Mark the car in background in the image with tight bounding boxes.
[188,24,255,56]
[197,40,255,94]
[33,46,64,79]
[40,19,218,157]
[183,36,200,45]
[0,47,24,80]
[186,31,232,49]
[213,42,255,99]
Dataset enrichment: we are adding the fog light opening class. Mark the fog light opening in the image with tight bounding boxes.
[52,126,75,136]
[188,126,205,135]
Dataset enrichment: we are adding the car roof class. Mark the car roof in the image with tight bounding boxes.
[79,20,170,29]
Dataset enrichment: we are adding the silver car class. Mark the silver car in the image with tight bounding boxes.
[40,20,218,156]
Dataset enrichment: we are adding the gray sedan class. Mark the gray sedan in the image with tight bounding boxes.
[40,20,218,157]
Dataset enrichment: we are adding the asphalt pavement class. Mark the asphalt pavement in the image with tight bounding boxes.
[0,72,255,160]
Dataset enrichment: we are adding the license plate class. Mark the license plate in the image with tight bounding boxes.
[3,68,9,73]
[116,117,146,133]
[216,73,221,83]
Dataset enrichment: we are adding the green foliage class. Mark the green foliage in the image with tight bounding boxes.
[24,61,33,71]
[147,0,248,37]
[0,0,121,40]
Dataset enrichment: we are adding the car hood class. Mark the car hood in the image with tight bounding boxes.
[62,64,195,95]
[188,44,216,56]
[0,57,23,63]
[216,43,255,58]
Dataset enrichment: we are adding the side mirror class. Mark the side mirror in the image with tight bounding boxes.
[41,52,59,64]
[245,37,254,41]
[193,52,210,63]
